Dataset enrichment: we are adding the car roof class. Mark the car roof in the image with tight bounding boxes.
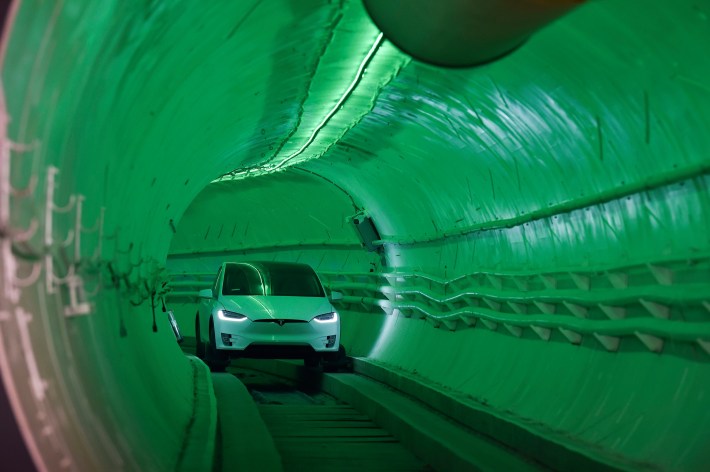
[224,261,315,271]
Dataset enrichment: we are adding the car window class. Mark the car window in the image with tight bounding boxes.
[219,263,325,297]
[222,264,265,296]
[212,266,222,297]
[269,265,324,297]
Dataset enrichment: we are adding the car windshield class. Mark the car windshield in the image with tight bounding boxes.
[222,262,325,297]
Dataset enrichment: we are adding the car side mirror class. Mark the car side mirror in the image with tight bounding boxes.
[198,288,213,299]
[330,291,343,301]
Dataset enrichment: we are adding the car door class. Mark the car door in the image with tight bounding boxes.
[198,265,222,343]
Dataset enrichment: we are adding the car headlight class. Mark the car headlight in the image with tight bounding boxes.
[313,312,338,323]
[218,309,248,322]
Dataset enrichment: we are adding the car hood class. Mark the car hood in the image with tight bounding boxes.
[218,295,335,322]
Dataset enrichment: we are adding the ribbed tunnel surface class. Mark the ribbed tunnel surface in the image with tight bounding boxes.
[1,0,710,471]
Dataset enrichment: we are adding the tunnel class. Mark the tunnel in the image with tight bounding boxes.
[1,0,709,470]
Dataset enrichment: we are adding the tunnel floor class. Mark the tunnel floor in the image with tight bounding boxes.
[236,368,431,472]
[179,339,433,471]
[258,403,429,472]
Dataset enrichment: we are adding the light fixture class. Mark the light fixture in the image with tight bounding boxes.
[313,312,338,323]
[218,309,248,321]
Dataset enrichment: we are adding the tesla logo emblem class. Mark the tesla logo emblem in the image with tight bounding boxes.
[277,319,286,327]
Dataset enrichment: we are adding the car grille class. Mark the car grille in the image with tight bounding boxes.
[253,319,308,324]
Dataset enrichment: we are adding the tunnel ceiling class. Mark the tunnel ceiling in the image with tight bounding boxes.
[5,0,708,264]
[167,169,377,274]
[170,171,361,256]
[3,0,710,471]
[165,0,710,275]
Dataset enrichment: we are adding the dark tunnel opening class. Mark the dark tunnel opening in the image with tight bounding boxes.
[1,0,710,471]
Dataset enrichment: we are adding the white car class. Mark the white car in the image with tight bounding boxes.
[195,261,343,371]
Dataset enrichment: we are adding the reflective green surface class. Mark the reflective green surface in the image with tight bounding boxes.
[2,0,709,470]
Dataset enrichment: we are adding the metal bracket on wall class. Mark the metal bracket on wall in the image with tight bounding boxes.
[0,133,42,303]
[320,258,710,355]
[43,166,94,316]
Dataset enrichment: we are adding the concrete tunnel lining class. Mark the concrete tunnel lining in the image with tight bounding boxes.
[1,0,710,470]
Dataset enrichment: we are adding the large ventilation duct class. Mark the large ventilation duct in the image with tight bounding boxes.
[1,0,709,471]
[362,0,584,67]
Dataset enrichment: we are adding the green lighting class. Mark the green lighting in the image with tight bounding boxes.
[2,0,710,471]
[273,32,385,171]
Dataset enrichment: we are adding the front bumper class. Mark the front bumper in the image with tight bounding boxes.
[215,318,340,353]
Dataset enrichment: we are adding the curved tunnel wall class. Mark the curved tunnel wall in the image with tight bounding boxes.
[1,0,709,470]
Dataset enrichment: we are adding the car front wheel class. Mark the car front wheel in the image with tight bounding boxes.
[206,321,229,372]
[323,345,350,372]
[194,313,205,359]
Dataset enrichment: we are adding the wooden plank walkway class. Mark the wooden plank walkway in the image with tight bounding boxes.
[258,404,433,472]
